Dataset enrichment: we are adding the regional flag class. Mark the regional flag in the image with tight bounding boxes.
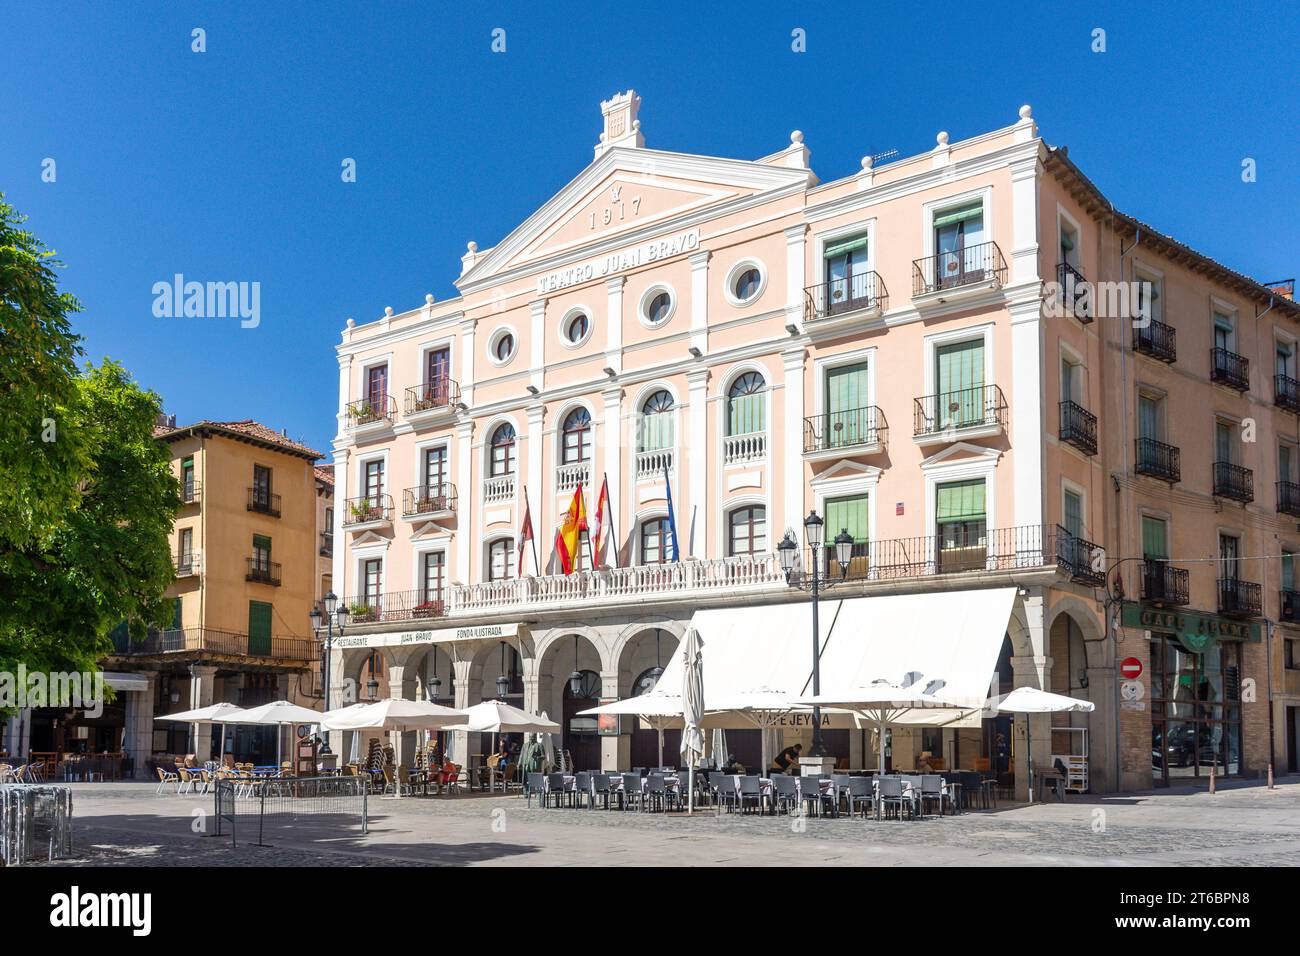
[591,475,613,568]
[517,494,534,576]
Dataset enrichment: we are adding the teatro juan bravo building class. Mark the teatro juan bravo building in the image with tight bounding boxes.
[328,91,1300,794]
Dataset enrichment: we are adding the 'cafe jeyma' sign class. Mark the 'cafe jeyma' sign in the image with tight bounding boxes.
[1122,603,1260,653]
[535,228,701,295]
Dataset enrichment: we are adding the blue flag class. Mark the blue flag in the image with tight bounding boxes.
[664,463,681,562]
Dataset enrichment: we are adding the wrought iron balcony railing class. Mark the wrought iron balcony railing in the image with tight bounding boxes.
[1279,481,1300,517]
[1210,348,1249,391]
[109,627,317,662]
[403,380,461,417]
[247,487,281,517]
[343,590,449,624]
[245,557,282,586]
[346,394,395,429]
[1056,530,1105,588]
[343,493,393,526]
[174,552,200,577]
[1057,262,1091,322]
[1140,561,1190,606]
[1135,438,1180,483]
[912,240,1007,297]
[402,484,457,516]
[1212,461,1254,503]
[319,532,333,557]
[1275,374,1300,413]
[1133,319,1177,362]
[914,385,1007,437]
[1281,589,1300,624]
[1058,400,1097,456]
[180,480,201,505]
[803,406,887,454]
[1218,578,1262,618]
[803,271,888,321]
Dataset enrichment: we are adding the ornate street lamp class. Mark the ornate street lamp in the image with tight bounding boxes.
[310,591,348,754]
[777,511,854,757]
[638,629,664,693]
[567,635,583,697]
[495,641,510,699]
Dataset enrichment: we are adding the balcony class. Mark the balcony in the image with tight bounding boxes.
[108,627,316,662]
[1218,578,1262,618]
[174,551,200,578]
[723,431,767,465]
[556,461,591,495]
[1140,561,1190,607]
[1275,374,1300,413]
[636,448,674,481]
[1057,262,1092,323]
[1279,481,1300,517]
[1133,319,1177,363]
[345,395,395,434]
[236,686,282,708]
[1058,400,1097,456]
[336,525,1076,626]
[245,557,282,586]
[802,272,888,331]
[319,532,333,557]
[483,474,516,505]
[1134,438,1180,483]
[343,493,393,530]
[1210,348,1249,392]
[1056,530,1106,588]
[402,483,457,519]
[180,480,201,505]
[1212,461,1254,504]
[343,590,449,624]
[804,406,887,458]
[403,380,461,424]
[1282,589,1300,624]
[913,385,1007,443]
[247,487,281,518]
[911,240,1007,301]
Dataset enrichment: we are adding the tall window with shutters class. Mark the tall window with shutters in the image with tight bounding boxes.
[726,372,766,436]
[936,339,985,428]
[936,479,986,572]
[823,494,869,577]
[638,390,674,453]
[824,361,871,447]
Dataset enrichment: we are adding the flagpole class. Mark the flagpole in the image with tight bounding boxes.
[524,486,541,576]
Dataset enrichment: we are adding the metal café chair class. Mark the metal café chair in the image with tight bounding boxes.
[877,777,913,821]
[772,775,800,814]
[737,774,763,814]
[621,773,645,811]
[574,771,592,808]
[591,773,613,810]
[920,774,947,815]
[644,773,669,812]
[845,776,874,817]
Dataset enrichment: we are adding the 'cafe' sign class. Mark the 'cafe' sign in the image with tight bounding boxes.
[1121,603,1260,654]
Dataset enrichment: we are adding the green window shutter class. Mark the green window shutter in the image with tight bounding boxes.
[640,412,672,452]
[728,394,765,436]
[1063,491,1083,538]
[253,534,272,553]
[936,479,986,522]
[1215,422,1232,462]
[936,340,984,427]
[248,601,272,655]
[824,495,869,542]
[1138,397,1158,440]
[171,597,183,630]
[1141,517,1168,560]
[826,362,869,415]
[1283,553,1295,591]
[823,235,869,259]
[932,202,984,228]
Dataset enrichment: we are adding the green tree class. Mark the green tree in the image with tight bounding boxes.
[0,195,179,675]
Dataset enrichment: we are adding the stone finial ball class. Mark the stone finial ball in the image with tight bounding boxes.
[384,306,393,316]
[790,130,804,144]
[936,131,950,146]
[467,241,478,253]
[860,155,873,171]
[1019,104,1033,120]
[425,293,435,305]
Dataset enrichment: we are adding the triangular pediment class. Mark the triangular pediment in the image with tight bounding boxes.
[458,146,811,289]
[409,519,451,540]
[810,460,882,485]
[920,442,1003,470]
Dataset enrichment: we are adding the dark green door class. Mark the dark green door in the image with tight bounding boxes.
[249,601,272,655]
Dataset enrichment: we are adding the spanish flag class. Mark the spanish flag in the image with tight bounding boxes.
[554,484,588,575]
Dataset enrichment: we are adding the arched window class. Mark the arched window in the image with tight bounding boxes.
[638,389,674,452]
[561,407,592,464]
[487,538,516,582]
[727,505,767,556]
[727,371,766,436]
[640,517,674,565]
[489,423,516,476]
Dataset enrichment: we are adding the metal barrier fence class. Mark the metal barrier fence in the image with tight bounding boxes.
[214,776,367,849]
[1,784,74,865]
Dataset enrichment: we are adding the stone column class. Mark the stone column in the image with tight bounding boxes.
[386,658,419,766]
[123,672,158,779]
[689,250,710,356]
[686,368,710,558]
[1011,589,1050,801]
[450,658,474,767]
[599,670,629,772]
[526,403,546,575]
[188,665,218,761]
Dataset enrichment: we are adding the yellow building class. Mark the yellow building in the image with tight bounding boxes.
[104,419,328,772]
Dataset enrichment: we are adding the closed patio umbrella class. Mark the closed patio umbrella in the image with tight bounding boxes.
[680,628,705,814]
[990,687,1094,803]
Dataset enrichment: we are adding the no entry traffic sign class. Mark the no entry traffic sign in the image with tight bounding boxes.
[1120,657,1143,680]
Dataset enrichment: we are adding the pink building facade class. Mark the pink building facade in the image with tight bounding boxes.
[330,93,1300,792]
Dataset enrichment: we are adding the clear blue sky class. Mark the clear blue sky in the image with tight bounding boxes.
[3,1,1295,457]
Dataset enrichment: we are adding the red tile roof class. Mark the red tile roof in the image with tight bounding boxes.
[314,464,335,486]
[156,419,324,461]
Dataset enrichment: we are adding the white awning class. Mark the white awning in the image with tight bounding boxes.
[654,588,1017,727]
[102,672,150,693]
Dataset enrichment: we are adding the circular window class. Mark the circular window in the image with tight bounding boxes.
[567,313,589,342]
[725,259,767,307]
[734,268,761,301]
[488,329,516,365]
[647,292,671,324]
[560,308,593,348]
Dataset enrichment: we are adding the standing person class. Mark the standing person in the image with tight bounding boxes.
[772,743,802,774]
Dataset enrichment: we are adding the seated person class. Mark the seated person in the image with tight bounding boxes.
[721,754,746,775]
